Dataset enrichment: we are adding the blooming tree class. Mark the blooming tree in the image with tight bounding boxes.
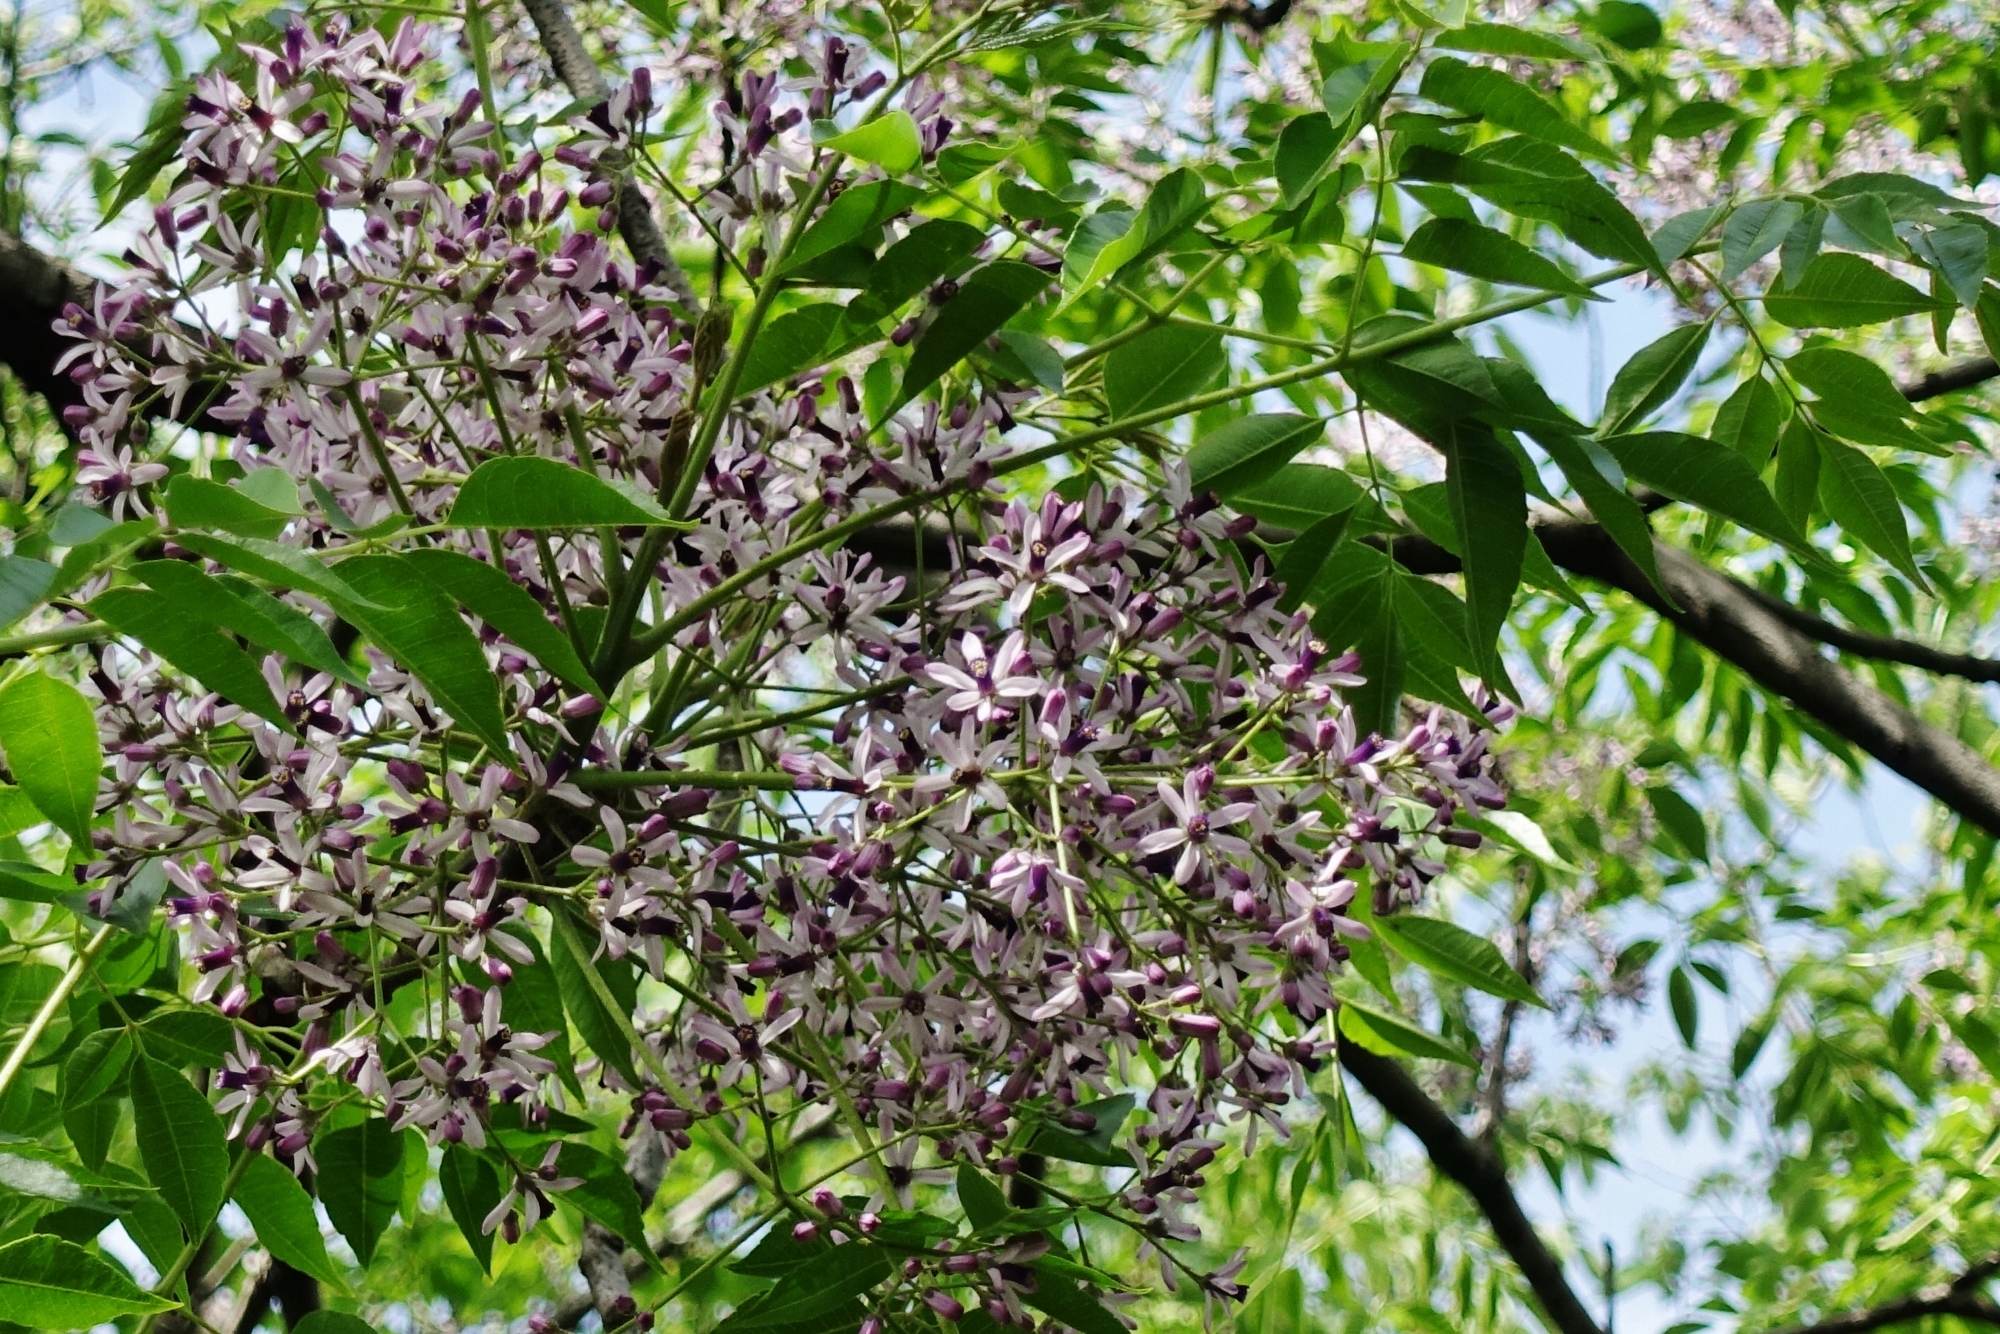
[6,1,2000,1333]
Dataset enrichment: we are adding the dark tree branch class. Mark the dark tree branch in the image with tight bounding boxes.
[520,0,700,308]
[1217,0,1295,31]
[1337,1035,1606,1334]
[1737,584,2000,684]
[1768,1256,2000,1334]
[1900,356,2000,403]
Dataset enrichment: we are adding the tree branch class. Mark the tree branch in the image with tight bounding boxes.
[1337,1035,1606,1334]
[1768,1256,2000,1334]
[1899,356,1999,403]
[519,0,699,308]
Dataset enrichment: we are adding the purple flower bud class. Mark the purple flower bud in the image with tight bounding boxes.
[924,1290,964,1321]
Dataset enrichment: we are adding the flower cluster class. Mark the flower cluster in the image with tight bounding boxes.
[46,14,1508,1326]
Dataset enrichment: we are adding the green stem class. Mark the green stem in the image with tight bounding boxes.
[0,924,112,1103]
[0,619,107,657]
[570,767,798,791]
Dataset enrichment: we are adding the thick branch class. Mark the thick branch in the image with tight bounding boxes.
[1737,585,2000,684]
[1900,356,2000,403]
[576,1130,669,1326]
[1337,1036,1606,1334]
[519,0,699,308]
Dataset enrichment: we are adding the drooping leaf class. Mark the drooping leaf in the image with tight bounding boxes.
[1650,204,1721,264]
[1400,217,1596,296]
[1774,416,1822,533]
[1435,24,1599,60]
[1530,432,1668,599]
[817,111,921,174]
[1102,324,1224,421]
[171,533,385,612]
[1590,0,1663,48]
[128,1054,229,1232]
[1022,1269,1127,1334]
[736,303,845,396]
[1786,347,1935,452]
[0,555,55,632]
[314,1119,407,1268]
[332,556,512,755]
[782,181,925,274]
[402,548,597,697]
[1709,376,1785,463]
[135,561,360,686]
[712,1239,891,1330]
[0,1235,175,1326]
[1188,415,1328,496]
[1597,320,1711,436]
[547,904,642,1086]
[1275,112,1341,208]
[1911,222,1989,307]
[1816,436,1925,587]
[1601,432,1806,551]
[448,457,688,530]
[1275,507,1356,611]
[1440,423,1525,681]
[1668,965,1699,1047]
[1371,914,1545,1007]
[554,1142,654,1260]
[1721,198,1805,281]
[1060,168,1209,305]
[0,670,101,848]
[957,1162,1011,1232]
[439,1143,502,1274]
[61,1028,133,1109]
[1403,137,1655,269]
[1336,993,1478,1065]
[165,473,300,539]
[89,587,291,728]
[847,219,985,323]
[1779,205,1827,289]
[235,1152,343,1286]
[1420,56,1615,162]
[1764,253,1949,328]
[895,261,1053,411]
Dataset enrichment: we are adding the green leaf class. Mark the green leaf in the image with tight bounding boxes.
[1028,1094,1135,1168]
[1912,222,1989,307]
[1764,253,1949,328]
[783,181,925,274]
[818,111,921,174]
[548,904,641,1086]
[555,1142,654,1260]
[1371,914,1544,1007]
[170,533,384,612]
[1531,432,1668,597]
[713,1239,890,1330]
[1241,1269,1308,1334]
[895,260,1053,411]
[0,1235,175,1325]
[129,1054,229,1232]
[0,555,54,632]
[1022,1270,1126,1334]
[1404,137,1655,269]
[1275,507,1356,612]
[165,474,299,539]
[1773,416,1823,535]
[1440,424,1525,680]
[995,330,1066,392]
[0,671,100,848]
[848,219,984,323]
[956,1161,1011,1231]
[403,549,597,697]
[89,587,290,728]
[235,1153,343,1287]
[1420,56,1615,162]
[1275,112,1341,208]
[293,1315,383,1334]
[1188,415,1328,496]
[332,556,511,755]
[1779,205,1826,289]
[737,303,844,396]
[315,1120,407,1268]
[135,561,360,686]
[1401,217,1596,296]
[1721,198,1804,281]
[0,859,68,904]
[1648,785,1709,858]
[1601,432,1805,550]
[1816,436,1925,586]
[1668,965,1698,1047]
[1709,376,1785,462]
[1651,205,1721,264]
[448,457,687,530]
[1103,325,1224,421]
[1599,320,1711,436]
[61,1028,132,1108]
[137,1010,235,1067]
[1060,168,1208,306]
[1435,23,1598,60]
[1227,462,1363,529]
[439,1143,502,1274]
[1786,347,1935,452]
[1336,993,1477,1065]
[1590,0,1662,48]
